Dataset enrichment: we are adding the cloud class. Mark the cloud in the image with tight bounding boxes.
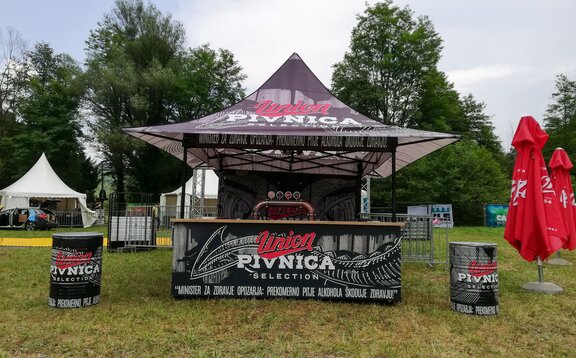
[176,0,368,92]
[551,60,576,77]
[446,65,530,88]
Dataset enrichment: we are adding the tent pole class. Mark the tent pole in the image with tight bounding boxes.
[392,149,397,222]
[356,162,362,220]
[180,145,188,219]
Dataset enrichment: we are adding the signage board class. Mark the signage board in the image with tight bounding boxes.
[485,204,508,227]
[172,220,402,303]
[432,204,454,228]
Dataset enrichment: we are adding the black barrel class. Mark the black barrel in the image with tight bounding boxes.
[49,232,103,308]
[449,242,498,315]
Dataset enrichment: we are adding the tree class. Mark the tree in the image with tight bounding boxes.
[0,28,28,186]
[84,0,246,196]
[372,140,510,225]
[23,43,97,193]
[0,28,28,136]
[413,69,460,132]
[543,74,576,160]
[332,2,511,224]
[84,0,186,197]
[174,45,246,120]
[331,0,442,127]
[0,42,98,197]
[457,94,503,157]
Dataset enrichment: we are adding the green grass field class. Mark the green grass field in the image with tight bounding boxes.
[1,227,575,357]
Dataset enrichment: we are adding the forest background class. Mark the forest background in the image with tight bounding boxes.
[1,0,574,225]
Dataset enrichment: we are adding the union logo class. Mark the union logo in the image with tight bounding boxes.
[256,230,316,259]
[254,100,331,117]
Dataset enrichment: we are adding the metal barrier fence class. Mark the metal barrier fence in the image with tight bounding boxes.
[53,210,84,228]
[107,193,160,251]
[107,205,217,251]
[364,213,450,265]
[108,208,152,250]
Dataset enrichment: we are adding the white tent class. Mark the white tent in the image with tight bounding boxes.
[0,153,97,227]
[160,170,219,218]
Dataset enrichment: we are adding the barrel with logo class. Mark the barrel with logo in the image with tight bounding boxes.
[49,232,103,308]
[449,242,498,315]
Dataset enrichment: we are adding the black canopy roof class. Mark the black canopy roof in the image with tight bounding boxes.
[124,53,460,177]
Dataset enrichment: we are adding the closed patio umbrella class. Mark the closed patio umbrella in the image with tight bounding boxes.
[504,116,567,293]
[547,148,576,265]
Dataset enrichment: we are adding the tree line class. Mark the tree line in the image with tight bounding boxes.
[1,0,573,224]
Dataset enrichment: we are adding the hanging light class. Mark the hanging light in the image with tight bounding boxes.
[99,187,107,202]
[99,163,107,202]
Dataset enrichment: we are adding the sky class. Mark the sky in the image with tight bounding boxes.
[2,0,576,150]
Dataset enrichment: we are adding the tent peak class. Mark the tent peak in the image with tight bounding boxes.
[289,53,302,60]
[0,152,84,198]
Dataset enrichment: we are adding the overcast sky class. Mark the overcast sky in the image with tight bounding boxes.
[2,0,575,150]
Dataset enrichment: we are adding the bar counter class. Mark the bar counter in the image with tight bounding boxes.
[171,219,404,302]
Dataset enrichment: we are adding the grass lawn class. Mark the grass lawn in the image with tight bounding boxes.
[0,227,575,357]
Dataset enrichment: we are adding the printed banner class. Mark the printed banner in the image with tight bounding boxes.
[485,204,508,227]
[432,204,454,228]
[187,132,397,152]
[172,221,402,303]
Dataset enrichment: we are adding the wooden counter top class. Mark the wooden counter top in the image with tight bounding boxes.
[171,218,405,227]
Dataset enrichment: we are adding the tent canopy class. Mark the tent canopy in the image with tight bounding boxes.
[0,153,96,227]
[123,53,460,178]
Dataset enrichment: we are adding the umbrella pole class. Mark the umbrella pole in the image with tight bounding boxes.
[546,251,573,266]
[521,256,564,294]
[537,256,544,283]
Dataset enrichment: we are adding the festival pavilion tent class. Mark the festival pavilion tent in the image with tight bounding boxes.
[0,153,97,227]
[123,53,460,178]
[124,53,461,216]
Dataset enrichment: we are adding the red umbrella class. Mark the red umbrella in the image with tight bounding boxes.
[504,116,567,261]
[549,147,576,251]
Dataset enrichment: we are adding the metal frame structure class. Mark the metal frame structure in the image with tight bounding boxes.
[191,168,206,217]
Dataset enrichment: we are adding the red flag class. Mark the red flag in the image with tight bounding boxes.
[549,148,576,250]
[504,116,567,261]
